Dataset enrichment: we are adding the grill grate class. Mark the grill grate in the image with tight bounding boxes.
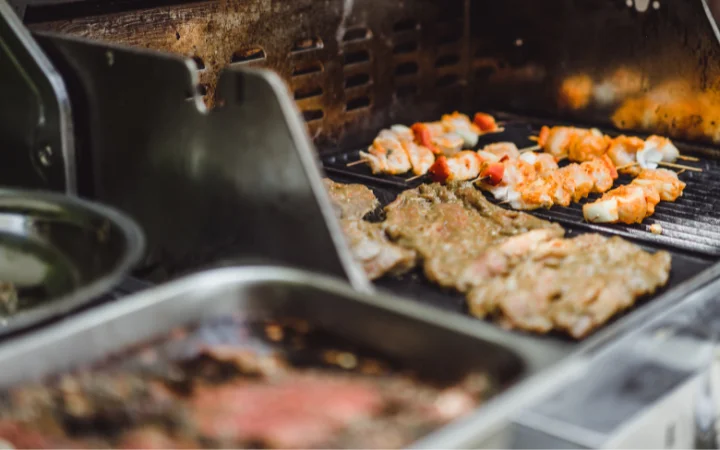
[324,170,714,342]
[323,115,720,257]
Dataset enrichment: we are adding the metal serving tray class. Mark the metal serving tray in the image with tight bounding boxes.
[0,265,579,449]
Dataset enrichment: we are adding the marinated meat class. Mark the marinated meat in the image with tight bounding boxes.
[383,183,564,288]
[0,282,17,315]
[467,234,671,338]
[341,220,416,280]
[0,318,490,449]
[323,179,416,279]
[323,178,379,220]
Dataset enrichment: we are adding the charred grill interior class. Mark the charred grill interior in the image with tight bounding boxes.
[6,0,720,447]
[0,316,490,449]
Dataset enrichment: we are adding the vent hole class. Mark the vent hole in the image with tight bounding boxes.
[231,46,266,64]
[175,31,180,40]
[303,109,324,121]
[393,41,418,54]
[395,84,418,98]
[343,27,372,42]
[291,37,324,53]
[436,74,461,88]
[435,54,460,68]
[343,50,371,66]
[436,30,462,45]
[395,61,419,77]
[191,56,205,70]
[294,86,323,100]
[292,61,324,76]
[197,84,208,96]
[394,18,419,32]
[346,96,371,111]
[345,73,371,88]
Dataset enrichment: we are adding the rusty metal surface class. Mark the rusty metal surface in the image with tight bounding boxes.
[28,0,470,151]
[25,0,720,149]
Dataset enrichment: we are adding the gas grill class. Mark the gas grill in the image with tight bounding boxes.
[4,0,720,447]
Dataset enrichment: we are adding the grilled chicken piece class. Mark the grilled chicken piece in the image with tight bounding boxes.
[581,155,618,193]
[466,234,671,338]
[428,151,483,183]
[339,220,416,280]
[484,142,520,160]
[442,112,482,147]
[567,131,612,162]
[323,179,379,220]
[359,134,413,175]
[583,168,685,225]
[632,168,686,201]
[607,135,646,175]
[519,152,559,175]
[537,126,585,160]
[324,179,416,279]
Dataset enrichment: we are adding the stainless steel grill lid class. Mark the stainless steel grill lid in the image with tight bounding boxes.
[0,189,144,335]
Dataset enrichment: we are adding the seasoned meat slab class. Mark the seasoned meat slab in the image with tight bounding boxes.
[384,183,564,288]
[324,179,415,280]
[324,178,379,220]
[383,182,671,338]
[466,234,671,338]
[341,220,416,280]
[0,318,490,449]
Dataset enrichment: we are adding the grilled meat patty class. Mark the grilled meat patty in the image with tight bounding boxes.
[383,183,671,337]
[384,183,564,288]
[324,178,379,220]
[466,234,671,338]
[325,179,416,280]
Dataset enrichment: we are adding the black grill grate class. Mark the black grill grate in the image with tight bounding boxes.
[323,170,714,342]
[322,115,720,257]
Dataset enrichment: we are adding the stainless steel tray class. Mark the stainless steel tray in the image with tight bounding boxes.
[0,265,579,448]
[0,188,144,335]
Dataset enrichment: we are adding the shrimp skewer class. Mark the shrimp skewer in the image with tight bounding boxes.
[356,126,435,176]
[583,168,686,224]
[536,126,700,172]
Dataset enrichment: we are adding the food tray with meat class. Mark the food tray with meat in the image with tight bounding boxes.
[0,266,563,449]
[323,112,719,257]
[322,169,715,345]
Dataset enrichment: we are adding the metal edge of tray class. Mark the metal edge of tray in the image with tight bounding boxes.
[0,265,585,449]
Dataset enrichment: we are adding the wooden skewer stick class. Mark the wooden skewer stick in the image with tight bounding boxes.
[677,155,700,162]
[406,174,425,182]
[615,162,639,171]
[528,136,539,142]
[479,127,506,135]
[346,160,366,167]
[519,145,541,153]
[658,161,703,172]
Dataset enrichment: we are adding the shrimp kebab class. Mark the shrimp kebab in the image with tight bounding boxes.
[348,112,504,177]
